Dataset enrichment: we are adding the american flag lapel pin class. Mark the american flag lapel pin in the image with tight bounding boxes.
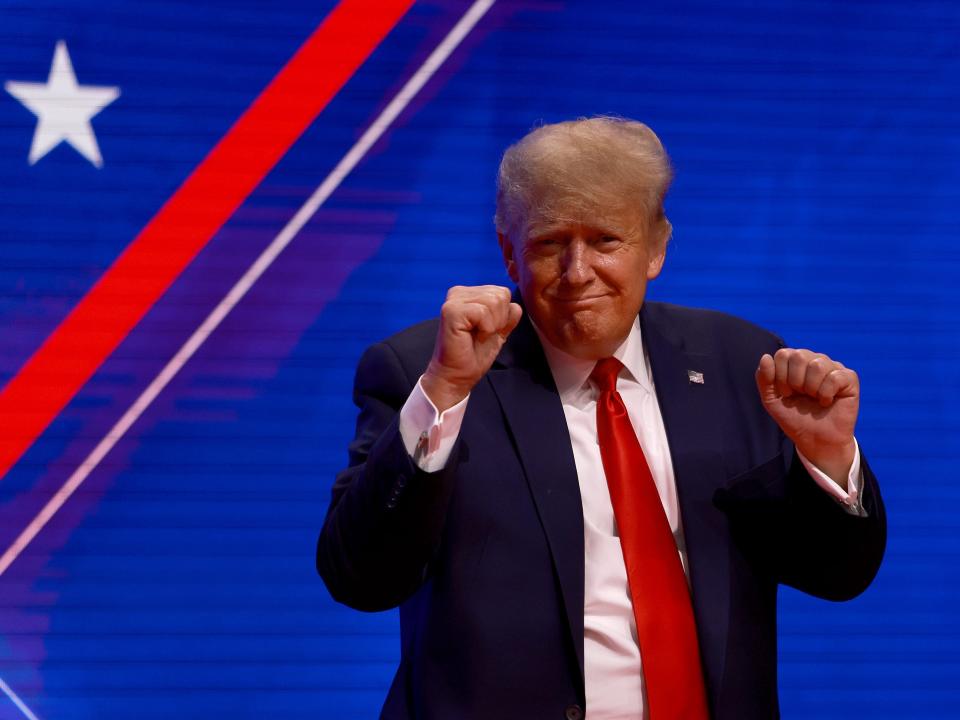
[687,369,704,385]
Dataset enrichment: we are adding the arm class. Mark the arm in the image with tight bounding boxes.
[777,444,886,599]
[718,439,886,601]
[717,346,886,600]
[317,286,522,611]
[316,340,460,611]
[764,346,886,598]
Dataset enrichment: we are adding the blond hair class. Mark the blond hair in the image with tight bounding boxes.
[494,117,673,247]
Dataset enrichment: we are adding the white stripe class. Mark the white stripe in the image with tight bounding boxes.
[0,0,497,579]
[0,677,41,720]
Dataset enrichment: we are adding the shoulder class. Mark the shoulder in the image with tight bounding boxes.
[642,301,784,356]
[356,318,439,386]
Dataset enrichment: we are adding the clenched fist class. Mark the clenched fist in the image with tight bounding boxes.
[755,348,859,487]
[421,285,523,411]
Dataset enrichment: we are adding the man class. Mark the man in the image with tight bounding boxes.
[317,118,885,719]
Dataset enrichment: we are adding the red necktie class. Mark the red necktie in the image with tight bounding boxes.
[591,357,709,719]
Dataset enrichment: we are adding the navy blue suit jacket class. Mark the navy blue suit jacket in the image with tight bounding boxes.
[317,301,886,720]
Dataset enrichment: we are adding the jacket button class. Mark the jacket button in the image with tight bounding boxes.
[564,705,583,720]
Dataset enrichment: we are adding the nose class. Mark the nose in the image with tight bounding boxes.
[560,239,595,286]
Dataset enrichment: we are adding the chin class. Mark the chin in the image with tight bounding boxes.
[552,315,621,359]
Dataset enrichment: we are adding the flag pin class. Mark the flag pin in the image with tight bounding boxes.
[687,370,704,385]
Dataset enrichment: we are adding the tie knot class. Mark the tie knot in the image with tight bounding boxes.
[590,357,623,393]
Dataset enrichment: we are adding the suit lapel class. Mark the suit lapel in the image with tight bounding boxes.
[640,303,731,703]
[483,302,733,698]
[486,314,586,689]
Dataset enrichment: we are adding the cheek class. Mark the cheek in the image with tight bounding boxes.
[518,257,557,290]
[599,255,648,292]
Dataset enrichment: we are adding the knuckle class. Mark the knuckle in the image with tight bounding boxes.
[440,299,464,323]
[482,289,501,306]
[835,368,856,386]
[808,357,830,372]
[477,304,494,324]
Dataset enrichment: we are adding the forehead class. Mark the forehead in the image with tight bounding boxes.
[521,203,640,241]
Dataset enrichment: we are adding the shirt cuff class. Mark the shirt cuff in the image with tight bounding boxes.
[398,376,469,473]
[796,438,866,517]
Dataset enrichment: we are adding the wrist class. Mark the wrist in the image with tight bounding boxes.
[421,368,472,413]
[799,439,856,488]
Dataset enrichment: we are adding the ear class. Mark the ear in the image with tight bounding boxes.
[498,232,520,284]
[645,221,670,280]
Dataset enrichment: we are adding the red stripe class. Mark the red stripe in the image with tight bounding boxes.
[0,0,415,478]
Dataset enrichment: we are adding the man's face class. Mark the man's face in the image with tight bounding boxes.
[499,211,666,360]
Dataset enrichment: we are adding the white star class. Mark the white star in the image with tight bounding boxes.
[5,40,120,168]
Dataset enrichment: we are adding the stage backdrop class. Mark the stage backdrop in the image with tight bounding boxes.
[1,1,957,718]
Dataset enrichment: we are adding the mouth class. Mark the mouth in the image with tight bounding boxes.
[552,295,607,305]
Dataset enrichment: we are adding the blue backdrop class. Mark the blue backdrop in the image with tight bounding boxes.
[0,1,957,717]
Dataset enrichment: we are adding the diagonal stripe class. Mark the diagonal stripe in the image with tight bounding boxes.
[0,0,497,578]
[0,676,40,720]
[0,0,414,479]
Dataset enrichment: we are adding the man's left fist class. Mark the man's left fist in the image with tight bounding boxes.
[755,348,859,486]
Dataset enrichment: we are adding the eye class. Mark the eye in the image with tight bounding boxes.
[529,236,563,255]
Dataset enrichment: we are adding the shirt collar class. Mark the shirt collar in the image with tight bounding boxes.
[532,316,653,401]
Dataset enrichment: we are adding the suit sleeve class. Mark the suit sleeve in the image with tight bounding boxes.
[717,420,887,602]
[316,340,459,612]
[712,323,886,602]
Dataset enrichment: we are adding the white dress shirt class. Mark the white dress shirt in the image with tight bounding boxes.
[397,318,863,719]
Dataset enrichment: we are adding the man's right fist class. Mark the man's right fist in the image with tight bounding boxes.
[421,285,523,411]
